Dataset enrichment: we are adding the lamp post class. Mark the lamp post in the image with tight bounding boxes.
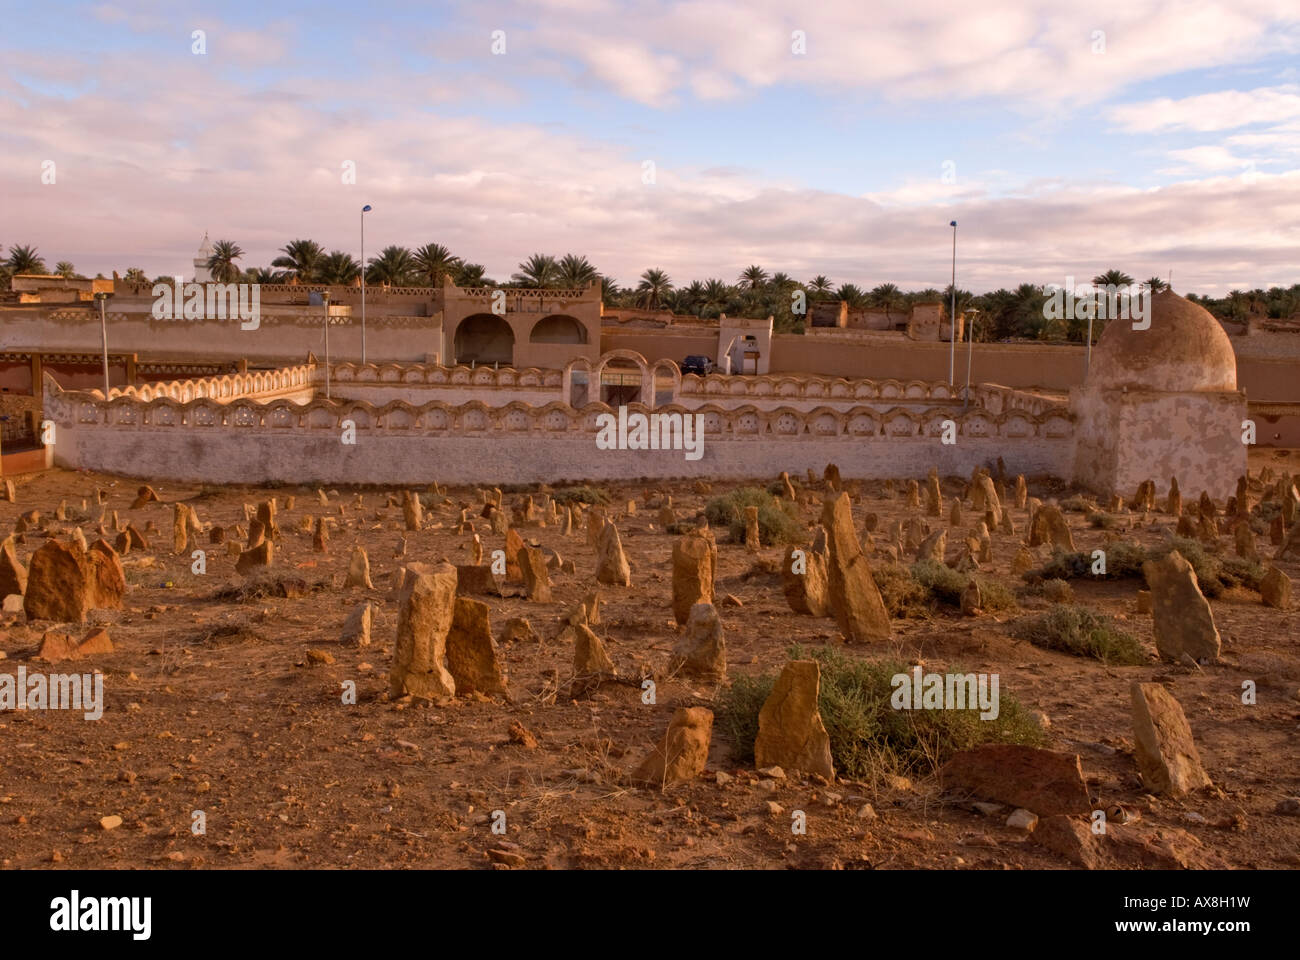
[94,291,112,397]
[322,291,332,400]
[963,308,980,411]
[948,221,957,386]
[360,204,372,365]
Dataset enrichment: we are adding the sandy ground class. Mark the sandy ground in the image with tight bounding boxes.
[1,454,1298,870]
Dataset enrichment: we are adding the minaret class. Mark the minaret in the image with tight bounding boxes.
[194,232,214,282]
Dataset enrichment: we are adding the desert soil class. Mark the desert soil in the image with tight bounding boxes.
[1,453,1298,870]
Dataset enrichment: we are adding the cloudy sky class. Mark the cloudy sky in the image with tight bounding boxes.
[2,0,1298,294]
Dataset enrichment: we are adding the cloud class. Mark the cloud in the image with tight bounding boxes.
[1109,84,1300,133]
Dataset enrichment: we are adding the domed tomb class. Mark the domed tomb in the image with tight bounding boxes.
[1086,290,1236,394]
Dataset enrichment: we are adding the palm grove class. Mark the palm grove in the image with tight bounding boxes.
[4,241,1298,343]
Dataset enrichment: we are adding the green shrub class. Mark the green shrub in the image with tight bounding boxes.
[1219,555,1264,591]
[551,485,611,506]
[1089,512,1124,530]
[1013,604,1148,665]
[874,562,932,619]
[910,560,1017,613]
[719,646,1044,780]
[1027,540,1151,583]
[704,487,803,545]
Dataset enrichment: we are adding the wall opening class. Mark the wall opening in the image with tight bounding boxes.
[454,314,515,365]
[601,359,642,406]
[529,315,587,344]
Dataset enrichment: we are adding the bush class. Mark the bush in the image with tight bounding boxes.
[551,485,610,506]
[1089,512,1124,530]
[1013,604,1148,665]
[719,646,1044,780]
[910,560,1018,614]
[874,562,932,619]
[1027,540,1157,583]
[1042,578,1074,603]
[704,487,804,545]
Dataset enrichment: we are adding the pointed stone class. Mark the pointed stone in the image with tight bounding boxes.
[520,546,552,602]
[595,521,631,586]
[925,472,943,517]
[445,596,508,698]
[1131,682,1212,796]
[669,602,725,682]
[780,541,830,617]
[754,660,834,780]
[129,485,158,509]
[0,540,27,597]
[819,493,891,642]
[235,539,274,576]
[915,528,946,563]
[743,505,760,552]
[344,545,373,589]
[1144,550,1220,662]
[1028,504,1075,550]
[671,534,714,625]
[633,707,713,788]
[342,602,372,646]
[569,623,616,676]
[1260,565,1291,609]
[389,562,458,700]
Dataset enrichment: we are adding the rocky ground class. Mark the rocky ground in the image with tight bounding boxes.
[1,454,1298,871]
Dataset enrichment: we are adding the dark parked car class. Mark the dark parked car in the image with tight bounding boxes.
[681,355,714,376]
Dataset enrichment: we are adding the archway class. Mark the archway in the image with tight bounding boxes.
[530,315,587,344]
[601,358,642,406]
[454,314,515,365]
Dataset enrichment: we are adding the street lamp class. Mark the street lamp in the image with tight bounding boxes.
[948,221,957,387]
[963,308,980,411]
[94,291,113,397]
[323,291,331,399]
[360,204,372,365]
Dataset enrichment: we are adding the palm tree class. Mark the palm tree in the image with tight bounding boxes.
[454,263,488,287]
[6,244,46,274]
[869,283,905,325]
[513,253,559,288]
[1092,269,1135,289]
[318,251,361,285]
[243,266,285,284]
[206,240,245,282]
[366,246,415,286]
[412,243,462,287]
[738,265,769,291]
[272,239,326,283]
[599,276,620,303]
[679,280,706,314]
[636,268,673,309]
[557,253,599,289]
[55,261,78,278]
[769,271,796,290]
[1144,276,1167,293]
[807,275,834,296]
[123,267,148,284]
[835,283,867,309]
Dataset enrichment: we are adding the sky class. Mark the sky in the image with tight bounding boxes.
[1,0,1298,295]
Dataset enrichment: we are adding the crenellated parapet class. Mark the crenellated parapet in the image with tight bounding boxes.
[679,373,960,402]
[330,362,563,390]
[100,364,317,404]
[47,384,1073,442]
